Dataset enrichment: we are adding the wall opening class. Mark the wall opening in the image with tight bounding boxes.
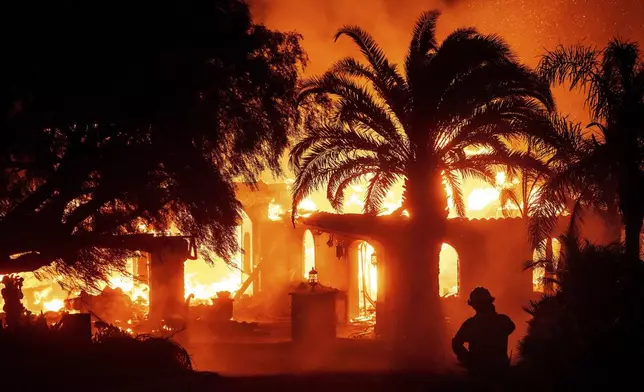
[532,237,561,293]
[303,229,316,279]
[184,209,253,303]
[439,243,459,297]
[357,241,377,316]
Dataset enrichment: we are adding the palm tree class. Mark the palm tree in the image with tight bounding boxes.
[533,39,644,260]
[519,232,644,390]
[290,10,557,361]
[499,118,581,220]
[500,117,583,293]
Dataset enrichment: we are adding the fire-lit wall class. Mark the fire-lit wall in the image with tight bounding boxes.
[237,182,617,336]
[295,212,616,345]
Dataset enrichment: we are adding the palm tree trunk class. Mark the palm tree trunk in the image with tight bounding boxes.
[602,203,622,244]
[619,166,643,260]
[624,214,643,261]
[390,170,447,367]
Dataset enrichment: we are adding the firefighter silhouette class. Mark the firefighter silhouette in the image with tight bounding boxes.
[452,287,515,386]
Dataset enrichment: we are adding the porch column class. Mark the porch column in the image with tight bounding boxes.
[149,238,189,324]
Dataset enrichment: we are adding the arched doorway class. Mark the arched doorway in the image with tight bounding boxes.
[184,210,253,303]
[439,243,459,297]
[532,237,561,293]
[303,229,316,279]
[357,241,377,316]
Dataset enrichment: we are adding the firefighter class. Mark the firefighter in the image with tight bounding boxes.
[452,287,515,389]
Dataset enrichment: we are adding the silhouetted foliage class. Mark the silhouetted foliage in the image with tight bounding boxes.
[499,115,584,221]
[532,39,644,259]
[0,0,306,285]
[519,235,644,390]
[0,275,28,328]
[0,320,193,390]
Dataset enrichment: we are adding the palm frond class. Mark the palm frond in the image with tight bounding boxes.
[443,170,466,217]
[329,57,409,124]
[404,9,440,85]
[334,26,406,89]
[297,73,405,147]
[451,151,549,179]
[363,171,399,215]
[421,30,517,110]
[326,160,378,211]
[537,44,600,90]
[437,62,554,126]
[500,187,523,218]
[289,122,386,170]
[409,10,440,55]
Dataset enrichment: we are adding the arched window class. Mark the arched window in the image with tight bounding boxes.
[357,241,377,315]
[303,229,316,279]
[439,243,459,297]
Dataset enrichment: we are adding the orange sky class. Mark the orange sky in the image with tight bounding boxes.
[251,0,644,211]
[251,0,643,121]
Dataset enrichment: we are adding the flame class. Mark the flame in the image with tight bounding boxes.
[43,298,64,312]
[268,198,285,221]
[183,220,250,304]
[104,269,149,304]
[297,198,317,212]
[467,188,501,211]
[357,241,377,314]
[0,261,150,315]
[465,171,510,213]
[268,197,318,221]
[439,243,459,297]
[303,230,316,275]
[1,216,253,316]
[184,270,243,304]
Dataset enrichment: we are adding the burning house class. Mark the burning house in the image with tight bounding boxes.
[0,177,630,351]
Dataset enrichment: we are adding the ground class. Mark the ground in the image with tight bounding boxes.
[125,372,467,392]
[133,321,470,392]
[182,321,402,375]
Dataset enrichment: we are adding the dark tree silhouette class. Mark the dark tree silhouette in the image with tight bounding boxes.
[0,0,305,286]
[290,10,557,362]
[531,39,644,260]
[519,233,644,390]
[499,116,582,221]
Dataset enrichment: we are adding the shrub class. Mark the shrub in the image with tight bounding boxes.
[0,318,192,390]
[518,235,644,390]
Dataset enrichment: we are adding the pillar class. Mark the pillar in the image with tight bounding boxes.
[134,252,149,285]
[149,238,188,324]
